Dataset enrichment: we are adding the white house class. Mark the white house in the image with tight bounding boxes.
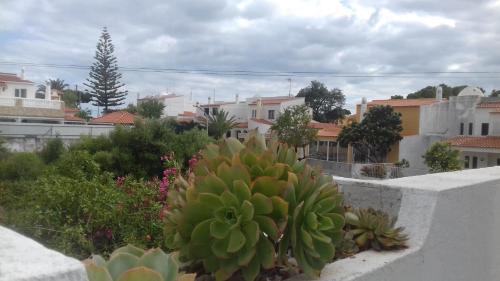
[196,95,306,140]
[0,72,65,123]
[138,93,195,120]
[404,86,500,169]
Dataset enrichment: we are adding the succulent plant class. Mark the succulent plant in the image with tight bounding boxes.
[83,244,195,281]
[345,208,408,251]
[164,135,306,281]
[279,164,345,278]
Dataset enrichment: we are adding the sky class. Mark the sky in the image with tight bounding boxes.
[1,0,500,113]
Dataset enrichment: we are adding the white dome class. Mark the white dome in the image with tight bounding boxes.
[457,86,484,97]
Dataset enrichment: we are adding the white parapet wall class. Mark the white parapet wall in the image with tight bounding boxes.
[0,226,88,281]
[295,166,500,281]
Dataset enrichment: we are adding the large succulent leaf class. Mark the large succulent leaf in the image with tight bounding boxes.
[116,267,164,281]
[106,253,139,281]
[112,245,145,258]
[85,263,113,281]
[137,249,179,281]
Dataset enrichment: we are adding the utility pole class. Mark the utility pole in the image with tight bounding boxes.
[75,85,79,108]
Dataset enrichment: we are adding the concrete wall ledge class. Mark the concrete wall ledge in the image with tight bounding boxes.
[294,166,500,281]
[0,226,87,281]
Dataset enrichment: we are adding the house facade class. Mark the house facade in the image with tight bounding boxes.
[197,95,305,141]
[0,72,65,123]
[138,93,195,120]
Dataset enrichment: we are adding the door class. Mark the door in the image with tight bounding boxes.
[472,156,478,169]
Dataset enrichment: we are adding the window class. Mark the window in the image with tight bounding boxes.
[481,123,489,136]
[472,156,478,169]
[464,156,470,169]
[15,89,27,98]
[460,123,464,135]
[497,159,500,166]
[251,109,257,118]
[268,110,275,120]
[226,131,231,138]
[212,108,218,115]
[468,123,473,135]
[204,108,209,115]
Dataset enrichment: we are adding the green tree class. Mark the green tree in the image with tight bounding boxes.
[84,27,127,113]
[125,103,138,114]
[423,142,462,173]
[406,84,481,99]
[0,137,8,160]
[296,80,350,123]
[271,104,318,150]
[338,105,403,163]
[391,95,404,99]
[75,109,92,121]
[48,78,68,91]
[137,100,165,119]
[207,109,238,140]
[490,89,500,97]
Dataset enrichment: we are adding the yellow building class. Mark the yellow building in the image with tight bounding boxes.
[355,98,439,163]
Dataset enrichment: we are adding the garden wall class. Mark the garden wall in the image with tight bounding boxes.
[301,166,500,281]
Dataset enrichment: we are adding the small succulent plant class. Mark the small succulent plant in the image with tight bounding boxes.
[345,208,408,251]
[83,244,195,281]
[279,164,345,278]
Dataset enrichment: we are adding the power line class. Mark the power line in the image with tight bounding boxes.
[1,61,499,79]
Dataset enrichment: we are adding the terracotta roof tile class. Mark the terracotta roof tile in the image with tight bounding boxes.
[178,111,195,117]
[365,98,440,107]
[64,115,85,122]
[235,122,248,128]
[64,108,80,113]
[0,73,34,84]
[446,136,500,149]
[250,118,274,125]
[90,111,137,125]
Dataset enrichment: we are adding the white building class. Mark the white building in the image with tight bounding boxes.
[404,86,500,169]
[197,95,306,140]
[137,93,195,120]
[0,72,65,123]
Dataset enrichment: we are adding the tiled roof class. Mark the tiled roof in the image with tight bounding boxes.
[477,102,500,108]
[446,136,500,149]
[0,73,34,84]
[248,97,299,105]
[311,123,342,139]
[178,111,195,117]
[250,118,274,125]
[90,111,137,125]
[365,98,440,107]
[64,108,80,113]
[235,122,248,128]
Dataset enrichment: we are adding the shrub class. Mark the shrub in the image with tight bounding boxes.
[360,164,387,179]
[164,135,345,280]
[40,137,66,164]
[55,150,100,179]
[0,153,44,181]
[8,174,166,259]
[423,142,462,173]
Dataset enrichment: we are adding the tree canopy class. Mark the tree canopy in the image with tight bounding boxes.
[296,80,350,123]
[84,27,127,113]
[207,109,238,140]
[137,100,165,119]
[337,105,403,163]
[271,104,317,149]
[423,142,462,173]
[405,84,486,99]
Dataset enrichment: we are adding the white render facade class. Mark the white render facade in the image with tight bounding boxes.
[401,87,500,170]
[197,95,306,140]
[138,93,195,119]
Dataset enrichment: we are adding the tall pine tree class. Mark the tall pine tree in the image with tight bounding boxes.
[84,27,127,113]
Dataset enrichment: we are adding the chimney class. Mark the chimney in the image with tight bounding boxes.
[436,86,443,101]
[20,67,25,80]
[235,93,239,104]
[360,97,367,122]
[45,81,51,100]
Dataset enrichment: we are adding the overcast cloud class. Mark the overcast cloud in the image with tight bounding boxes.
[1,0,500,112]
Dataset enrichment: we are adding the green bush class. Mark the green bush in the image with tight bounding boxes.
[0,153,44,181]
[70,119,212,178]
[423,142,462,173]
[40,137,66,164]
[8,174,165,259]
[55,150,100,179]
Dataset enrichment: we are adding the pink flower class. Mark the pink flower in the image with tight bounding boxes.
[105,229,113,240]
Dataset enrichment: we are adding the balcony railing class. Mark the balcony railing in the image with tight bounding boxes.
[0,97,64,110]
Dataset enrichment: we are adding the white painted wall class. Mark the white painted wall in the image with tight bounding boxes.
[297,167,500,281]
[0,81,37,99]
[398,135,444,170]
[220,102,248,122]
[161,95,194,117]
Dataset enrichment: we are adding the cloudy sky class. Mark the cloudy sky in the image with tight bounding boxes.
[1,0,500,112]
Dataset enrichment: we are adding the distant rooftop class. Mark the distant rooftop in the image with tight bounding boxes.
[248,96,301,105]
[447,136,500,149]
[0,72,34,84]
[364,98,440,107]
[90,111,137,125]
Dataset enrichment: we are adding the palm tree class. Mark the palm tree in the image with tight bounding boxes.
[208,109,238,140]
[35,79,69,98]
